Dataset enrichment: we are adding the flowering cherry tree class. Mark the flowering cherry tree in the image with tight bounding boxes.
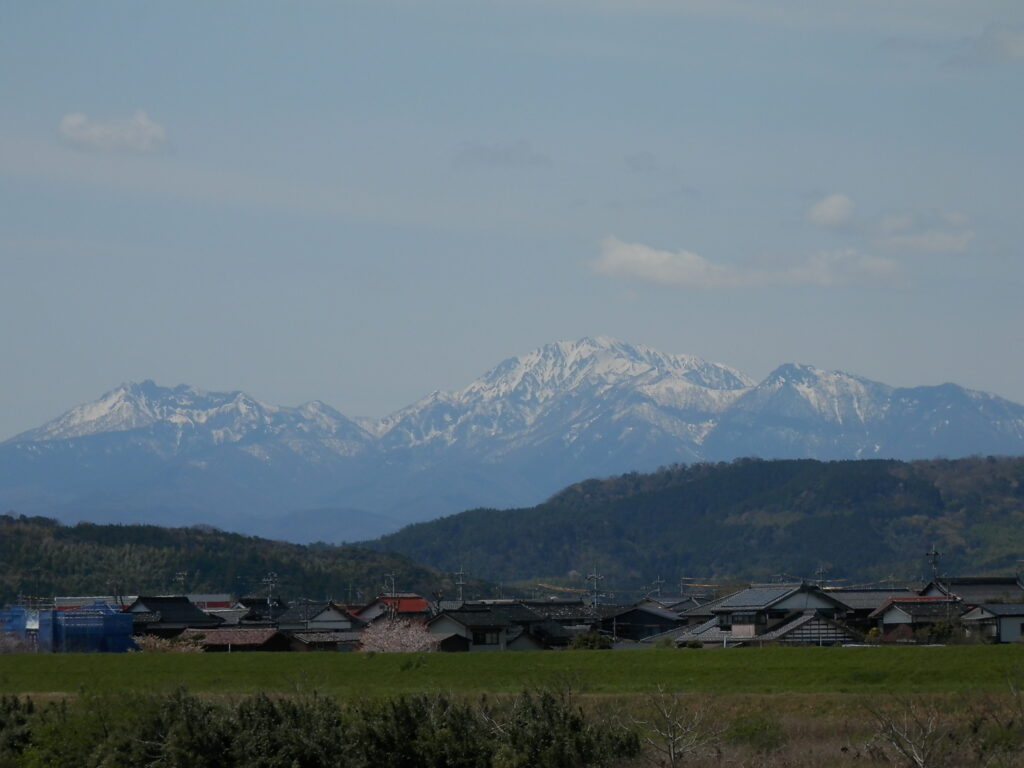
[360,617,439,653]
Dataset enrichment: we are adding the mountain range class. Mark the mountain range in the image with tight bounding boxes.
[2,336,1023,542]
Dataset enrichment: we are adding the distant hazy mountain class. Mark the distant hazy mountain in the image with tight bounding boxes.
[2,337,1023,541]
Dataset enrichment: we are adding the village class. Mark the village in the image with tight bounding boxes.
[2,571,1023,654]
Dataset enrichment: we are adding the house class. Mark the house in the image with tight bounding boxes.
[185,594,234,610]
[126,596,224,637]
[237,596,289,626]
[638,595,709,614]
[600,603,683,641]
[826,588,917,633]
[356,593,431,623]
[276,601,363,633]
[868,596,962,642]
[178,627,291,652]
[675,583,855,647]
[920,577,1024,606]
[289,631,364,652]
[427,602,569,651]
[960,604,1024,643]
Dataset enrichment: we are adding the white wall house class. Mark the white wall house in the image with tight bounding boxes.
[961,604,1024,643]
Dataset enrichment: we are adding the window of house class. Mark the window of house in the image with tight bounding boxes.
[472,630,500,645]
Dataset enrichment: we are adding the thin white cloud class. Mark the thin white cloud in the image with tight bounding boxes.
[884,230,973,254]
[592,237,897,289]
[878,210,973,254]
[453,140,550,168]
[957,24,1024,64]
[806,193,854,228]
[59,110,167,153]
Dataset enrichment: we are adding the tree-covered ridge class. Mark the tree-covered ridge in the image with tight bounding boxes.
[369,457,1024,589]
[0,516,448,606]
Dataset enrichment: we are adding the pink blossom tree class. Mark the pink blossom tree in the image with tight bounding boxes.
[359,617,440,653]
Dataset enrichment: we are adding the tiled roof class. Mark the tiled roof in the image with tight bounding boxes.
[291,631,363,644]
[370,595,430,612]
[277,601,333,624]
[130,596,223,627]
[675,617,733,645]
[606,604,682,621]
[966,603,1024,617]
[827,589,916,611]
[717,585,801,610]
[436,603,543,629]
[204,607,249,626]
[180,628,280,647]
[873,599,961,621]
[930,579,1024,604]
[677,590,743,618]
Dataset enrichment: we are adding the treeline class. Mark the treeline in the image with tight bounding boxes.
[368,456,1024,588]
[0,688,639,768]
[0,515,449,605]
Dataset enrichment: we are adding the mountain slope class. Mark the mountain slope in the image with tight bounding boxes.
[2,338,1024,542]
[0,513,449,606]
[367,457,1024,589]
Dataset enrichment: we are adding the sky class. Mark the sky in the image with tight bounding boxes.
[1,1,1023,440]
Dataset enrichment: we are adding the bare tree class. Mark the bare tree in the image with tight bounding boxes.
[632,688,719,767]
[868,699,956,768]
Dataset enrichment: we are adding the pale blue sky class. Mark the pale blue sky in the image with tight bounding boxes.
[2,1,1022,439]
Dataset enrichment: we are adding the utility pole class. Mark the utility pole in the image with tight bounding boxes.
[651,576,665,598]
[262,572,278,612]
[586,567,604,613]
[814,564,827,586]
[455,566,466,603]
[925,546,942,582]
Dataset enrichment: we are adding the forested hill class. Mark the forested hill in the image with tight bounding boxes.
[0,516,449,606]
[368,457,1024,589]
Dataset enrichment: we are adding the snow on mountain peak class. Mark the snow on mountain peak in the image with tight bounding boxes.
[370,338,758,449]
[741,363,893,425]
[461,337,753,403]
[8,381,375,451]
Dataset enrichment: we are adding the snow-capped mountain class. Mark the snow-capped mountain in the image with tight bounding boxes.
[14,380,374,456]
[2,338,1023,542]
[375,337,752,454]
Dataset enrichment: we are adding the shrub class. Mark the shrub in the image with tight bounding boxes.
[569,631,612,650]
[724,711,787,754]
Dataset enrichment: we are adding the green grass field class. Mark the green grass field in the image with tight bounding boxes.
[2,645,1023,698]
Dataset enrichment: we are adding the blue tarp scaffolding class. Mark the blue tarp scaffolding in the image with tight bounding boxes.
[1,603,134,652]
[39,603,135,652]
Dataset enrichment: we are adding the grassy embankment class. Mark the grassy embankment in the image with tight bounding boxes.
[2,645,1022,698]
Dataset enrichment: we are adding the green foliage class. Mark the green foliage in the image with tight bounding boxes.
[370,456,1024,587]
[0,696,34,768]
[0,514,445,604]
[0,688,639,768]
[347,694,491,768]
[569,631,613,650]
[487,689,640,768]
